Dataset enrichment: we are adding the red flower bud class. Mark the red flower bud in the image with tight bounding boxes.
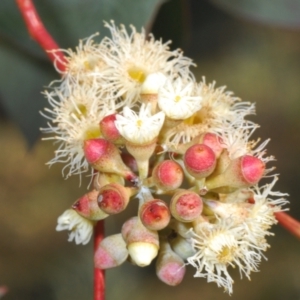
[83,138,137,182]
[170,190,203,222]
[184,144,216,179]
[152,160,183,191]
[99,114,124,144]
[139,199,171,230]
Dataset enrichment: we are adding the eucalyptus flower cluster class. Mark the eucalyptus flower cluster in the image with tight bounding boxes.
[42,21,287,293]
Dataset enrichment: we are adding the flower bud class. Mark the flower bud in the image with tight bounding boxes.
[151,160,184,191]
[122,217,159,267]
[94,233,128,269]
[99,114,124,144]
[72,189,109,221]
[139,199,171,230]
[156,239,186,286]
[83,138,137,182]
[170,235,196,260]
[97,183,137,215]
[184,144,216,179]
[205,154,265,192]
[170,190,203,222]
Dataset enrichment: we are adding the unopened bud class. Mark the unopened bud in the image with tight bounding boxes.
[99,114,124,144]
[151,160,184,191]
[97,183,137,215]
[170,235,196,260]
[156,239,186,286]
[170,190,203,222]
[72,189,108,221]
[139,199,171,230]
[206,154,265,192]
[94,233,128,269]
[83,138,137,182]
[184,144,216,179]
[122,217,159,267]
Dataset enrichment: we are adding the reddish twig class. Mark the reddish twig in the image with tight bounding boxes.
[16,0,66,72]
[94,221,105,300]
[275,211,300,239]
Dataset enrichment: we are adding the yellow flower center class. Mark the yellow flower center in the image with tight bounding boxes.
[184,112,202,125]
[84,127,102,140]
[217,245,235,264]
[174,95,181,103]
[128,66,146,83]
[136,119,143,128]
[71,104,88,119]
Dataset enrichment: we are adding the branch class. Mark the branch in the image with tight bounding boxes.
[275,211,300,239]
[94,221,105,300]
[16,0,66,72]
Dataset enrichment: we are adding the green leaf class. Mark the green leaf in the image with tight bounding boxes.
[210,0,300,29]
[0,0,163,145]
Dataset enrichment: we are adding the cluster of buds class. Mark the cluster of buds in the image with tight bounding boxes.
[43,21,288,294]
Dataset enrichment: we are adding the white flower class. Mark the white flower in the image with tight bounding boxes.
[99,21,194,106]
[41,80,115,179]
[188,220,262,294]
[56,209,94,245]
[115,103,165,144]
[158,77,201,120]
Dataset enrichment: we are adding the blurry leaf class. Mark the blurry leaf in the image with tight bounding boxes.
[0,40,56,146]
[210,0,300,29]
[0,0,163,145]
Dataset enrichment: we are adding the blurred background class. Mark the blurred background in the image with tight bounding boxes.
[0,0,300,299]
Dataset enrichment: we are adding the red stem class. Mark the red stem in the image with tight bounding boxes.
[275,211,300,239]
[16,0,66,72]
[94,221,105,300]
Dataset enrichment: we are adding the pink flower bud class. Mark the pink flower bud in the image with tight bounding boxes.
[170,190,203,222]
[184,144,216,179]
[139,199,171,230]
[83,138,137,182]
[156,239,186,286]
[206,154,265,192]
[94,233,128,269]
[122,217,159,267]
[99,114,124,144]
[72,189,108,221]
[97,183,137,215]
[200,132,223,158]
[152,160,184,191]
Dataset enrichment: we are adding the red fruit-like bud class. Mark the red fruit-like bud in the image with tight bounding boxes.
[170,190,203,222]
[99,114,124,144]
[206,154,265,192]
[97,183,136,215]
[94,233,128,269]
[83,138,137,181]
[156,239,186,286]
[139,199,171,230]
[152,160,183,191]
[184,144,216,179]
[72,189,108,221]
